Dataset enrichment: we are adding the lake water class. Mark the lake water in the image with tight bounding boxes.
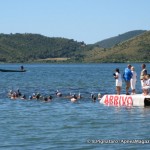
[0,63,150,150]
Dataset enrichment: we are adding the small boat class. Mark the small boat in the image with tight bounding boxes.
[100,94,150,107]
[0,69,26,72]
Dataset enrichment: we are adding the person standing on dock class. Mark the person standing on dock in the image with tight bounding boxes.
[123,64,133,95]
[140,64,147,93]
[114,68,122,95]
[130,66,137,95]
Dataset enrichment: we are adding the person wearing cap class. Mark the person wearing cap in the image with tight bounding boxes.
[123,64,133,95]
[32,93,36,99]
[29,96,33,100]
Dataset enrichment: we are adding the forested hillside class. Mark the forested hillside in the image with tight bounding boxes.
[0,30,150,63]
[95,30,146,48]
[83,31,150,63]
[0,33,85,62]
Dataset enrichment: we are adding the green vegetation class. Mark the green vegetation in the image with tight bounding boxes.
[82,31,150,63]
[95,30,146,48]
[0,30,150,63]
[0,33,85,63]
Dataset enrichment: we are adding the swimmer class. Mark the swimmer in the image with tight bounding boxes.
[43,97,48,102]
[91,93,94,99]
[91,93,96,102]
[48,95,53,100]
[56,90,62,97]
[71,94,78,102]
[98,93,101,100]
[17,89,22,97]
[32,93,36,99]
[29,96,33,100]
[11,92,17,100]
[36,93,41,100]
[77,92,82,99]
[92,96,96,102]
[64,92,73,99]
[43,96,52,102]
[8,90,13,98]
[21,95,26,100]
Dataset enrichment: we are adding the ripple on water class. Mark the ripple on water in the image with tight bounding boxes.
[0,63,150,150]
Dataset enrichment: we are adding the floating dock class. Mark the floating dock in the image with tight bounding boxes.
[100,94,150,107]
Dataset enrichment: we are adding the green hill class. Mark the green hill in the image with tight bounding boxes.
[83,30,150,63]
[95,30,146,48]
[0,30,150,63]
[0,33,85,63]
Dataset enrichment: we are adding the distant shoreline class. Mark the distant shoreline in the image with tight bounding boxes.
[0,61,149,64]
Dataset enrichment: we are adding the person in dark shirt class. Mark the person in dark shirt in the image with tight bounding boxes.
[20,65,24,71]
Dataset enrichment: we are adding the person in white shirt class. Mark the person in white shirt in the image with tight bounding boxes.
[130,66,137,94]
[140,64,147,93]
[143,74,150,96]
[114,68,122,95]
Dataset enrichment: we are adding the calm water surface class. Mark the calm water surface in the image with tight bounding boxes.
[0,63,150,150]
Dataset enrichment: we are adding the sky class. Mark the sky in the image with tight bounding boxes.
[0,0,150,44]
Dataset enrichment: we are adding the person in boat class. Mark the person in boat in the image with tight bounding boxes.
[123,64,133,95]
[142,74,150,96]
[130,66,137,95]
[20,65,24,71]
[140,64,147,93]
[114,68,122,95]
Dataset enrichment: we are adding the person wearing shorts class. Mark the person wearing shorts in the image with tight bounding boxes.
[123,64,133,95]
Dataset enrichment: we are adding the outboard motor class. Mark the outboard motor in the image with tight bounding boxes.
[144,98,150,107]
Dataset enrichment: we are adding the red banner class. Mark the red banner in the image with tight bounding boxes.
[104,95,133,106]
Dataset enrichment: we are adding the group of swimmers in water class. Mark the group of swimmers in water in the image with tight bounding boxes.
[7,89,102,103]
[7,64,150,103]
